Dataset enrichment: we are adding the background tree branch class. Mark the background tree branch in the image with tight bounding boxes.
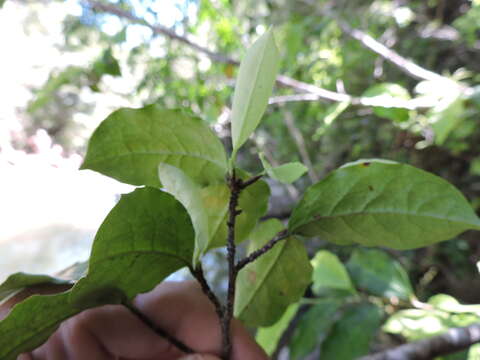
[359,323,480,360]
[83,0,448,110]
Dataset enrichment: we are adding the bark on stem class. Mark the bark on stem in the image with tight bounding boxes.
[235,230,289,272]
[223,171,243,359]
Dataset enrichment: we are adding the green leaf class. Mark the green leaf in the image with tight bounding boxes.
[363,83,411,122]
[260,153,307,184]
[0,273,72,305]
[231,29,280,158]
[0,293,82,360]
[81,105,227,187]
[0,263,89,357]
[311,250,356,297]
[70,187,194,303]
[0,0,6,8]
[234,173,270,242]
[256,303,299,356]
[234,219,312,326]
[289,300,342,360]
[346,249,413,300]
[158,164,270,261]
[158,163,211,263]
[289,159,480,249]
[321,303,383,360]
[0,288,124,360]
[429,92,465,145]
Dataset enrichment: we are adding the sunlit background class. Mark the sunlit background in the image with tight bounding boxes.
[1,0,479,304]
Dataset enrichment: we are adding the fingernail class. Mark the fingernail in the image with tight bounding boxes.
[178,354,220,360]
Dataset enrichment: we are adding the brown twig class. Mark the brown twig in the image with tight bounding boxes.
[235,230,289,272]
[189,265,224,321]
[239,174,263,189]
[123,301,195,354]
[221,170,244,359]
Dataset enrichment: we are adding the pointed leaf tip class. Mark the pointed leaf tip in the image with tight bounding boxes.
[289,159,480,249]
[231,29,280,158]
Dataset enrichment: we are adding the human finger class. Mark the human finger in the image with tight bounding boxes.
[25,303,182,360]
[134,281,268,360]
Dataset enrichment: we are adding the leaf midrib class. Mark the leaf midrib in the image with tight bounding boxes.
[302,209,480,229]
[234,36,270,148]
[84,151,227,171]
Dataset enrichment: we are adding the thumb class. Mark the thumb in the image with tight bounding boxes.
[178,354,221,360]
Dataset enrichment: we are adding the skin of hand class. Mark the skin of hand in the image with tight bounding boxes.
[0,281,269,360]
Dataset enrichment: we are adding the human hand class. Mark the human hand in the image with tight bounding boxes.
[0,281,268,360]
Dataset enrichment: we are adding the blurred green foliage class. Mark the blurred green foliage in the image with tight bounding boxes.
[7,0,480,358]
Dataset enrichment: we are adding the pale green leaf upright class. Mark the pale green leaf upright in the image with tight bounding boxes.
[231,29,280,158]
[289,159,480,249]
[234,219,312,326]
[158,163,210,263]
[158,165,270,261]
[81,105,227,187]
[207,172,270,248]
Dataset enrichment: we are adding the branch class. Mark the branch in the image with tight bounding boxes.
[83,0,436,109]
[269,92,437,109]
[222,170,244,359]
[331,15,447,83]
[189,265,224,321]
[359,323,480,360]
[239,174,263,189]
[84,0,237,65]
[235,229,289,272]
[123,301,195,354]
